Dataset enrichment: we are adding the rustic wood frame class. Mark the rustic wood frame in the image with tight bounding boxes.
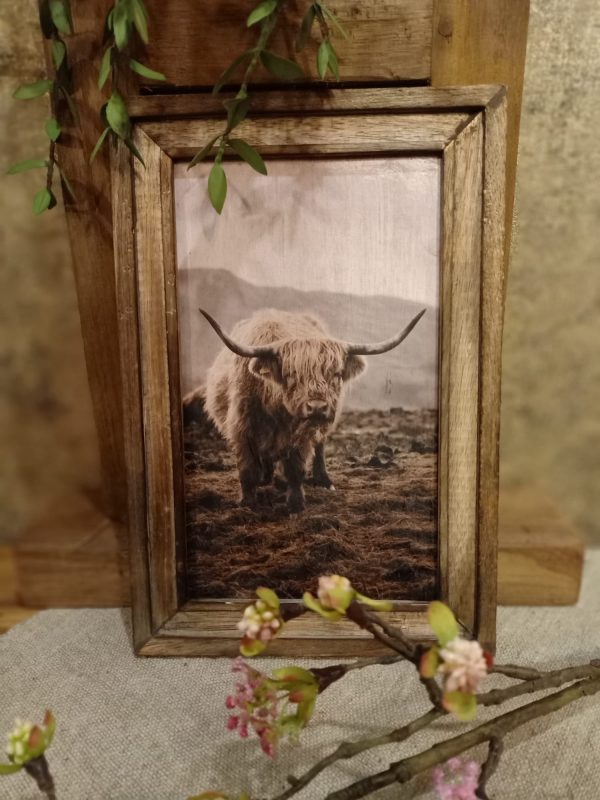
[112,86,506,657]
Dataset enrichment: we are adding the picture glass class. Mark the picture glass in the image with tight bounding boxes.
[174,156,441,602]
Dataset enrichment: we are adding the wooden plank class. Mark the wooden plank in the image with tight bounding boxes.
[128,85,503,119]
[111,139,153,647]
[13,487,584,611]
[431,0,530,271]
[498,487,585,606]
[15,492,127,607]
[141,112,472,159]
[52,1,127,523]
[443,114,483,632]
[132,129,179,628]
[476,91,507,649]
[0,545,18,605]
[140,0,433,88]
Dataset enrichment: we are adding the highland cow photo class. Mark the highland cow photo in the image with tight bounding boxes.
[175,156,441,602]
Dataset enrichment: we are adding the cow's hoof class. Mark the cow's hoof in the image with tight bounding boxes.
[239,496,258,510]
[329,484,336,492]
[287,495,305,516]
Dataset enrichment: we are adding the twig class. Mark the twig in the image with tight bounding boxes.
[476,736,504,800]
[324,676,600,800]
[478,662,600,707]
[273,709,442,800]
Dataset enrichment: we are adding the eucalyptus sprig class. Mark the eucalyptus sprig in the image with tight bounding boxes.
[190,0,348,214]
[8,0,77,214]
[92,0,167,164]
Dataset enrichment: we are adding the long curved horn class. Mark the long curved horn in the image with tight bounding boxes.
[199,309,277,358]
[345,308,426,356]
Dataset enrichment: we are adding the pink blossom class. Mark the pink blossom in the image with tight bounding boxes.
[316,575,354,612]
[433,757,481,800]
[225,659,282,757]
[439,638,488,694]
[237,599,283,655]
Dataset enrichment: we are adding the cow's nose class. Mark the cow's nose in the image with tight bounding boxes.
[306,400,328,416]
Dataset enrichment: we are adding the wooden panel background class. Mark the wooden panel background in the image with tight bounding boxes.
[53,3,528,633]
[142,0,434,86]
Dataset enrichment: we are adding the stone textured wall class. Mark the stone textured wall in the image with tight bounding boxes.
[1,0,598,542]
[500,0,600,541]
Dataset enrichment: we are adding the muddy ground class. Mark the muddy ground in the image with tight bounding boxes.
[184,404,439,601]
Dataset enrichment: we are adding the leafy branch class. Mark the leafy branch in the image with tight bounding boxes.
[189,0,348,214]
[8,0,77,214]
[92,0,166,164]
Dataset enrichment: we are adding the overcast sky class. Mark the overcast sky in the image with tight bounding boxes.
[174,157,440,306]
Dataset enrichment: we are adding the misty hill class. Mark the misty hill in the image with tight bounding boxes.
[178,268,438,410]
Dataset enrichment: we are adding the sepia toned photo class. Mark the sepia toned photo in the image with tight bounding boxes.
[175,156,441,601]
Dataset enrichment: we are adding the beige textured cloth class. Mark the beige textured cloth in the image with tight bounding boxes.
[1,553,600,800]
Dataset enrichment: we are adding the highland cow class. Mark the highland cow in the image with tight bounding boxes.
[199,307,425,515]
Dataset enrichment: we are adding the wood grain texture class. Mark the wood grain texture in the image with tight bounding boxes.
[442,114,483,633]
[498,487,584,606]
[110,90,505,654]
[140,112,472,160]
[477,92,507,650]
[128,85,503,119]
[132,130,179,629]
[140,0,433,88]
[51,0,127,523]
[431,0,530,270]
[111,140,152,647]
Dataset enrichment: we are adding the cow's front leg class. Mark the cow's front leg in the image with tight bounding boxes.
[283,448,306,515]
[312,440,335,490]
[236,440,261,508]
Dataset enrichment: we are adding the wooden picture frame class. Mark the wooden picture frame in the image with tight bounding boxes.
[112,86,506,657]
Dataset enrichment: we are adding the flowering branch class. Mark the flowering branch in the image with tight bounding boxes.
[193,575,600,800]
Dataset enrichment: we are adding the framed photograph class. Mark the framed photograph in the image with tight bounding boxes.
[112,86,506,656]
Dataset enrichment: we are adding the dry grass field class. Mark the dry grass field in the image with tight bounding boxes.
[183,399,438,602]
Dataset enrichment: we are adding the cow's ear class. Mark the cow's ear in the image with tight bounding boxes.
[343,354,367,381]
[248,355,284,385]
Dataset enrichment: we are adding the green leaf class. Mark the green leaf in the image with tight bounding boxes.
[0,763,22,774]
[321,3,349,39]
[49,0,72,34]
[212,50,254,94]
[227,139,267,175]
[125,137,146,166]
[355,592,393,612]
[98,47,112,89]
[296,5,316,51]
[106,91,130,139]
[58,166,77,201]
[7,158,50,175]
[33,187,56,215]
[327,42,340,80]
[188,135,220,169]
[112,2,130,50]
[90,126,110,163]
[52,39,66,70]
[256,586,280,609]
[302,592,343,620]
[13,80,54,100]
[272,666,315,683]
[443,690,477,721]
[260,50,304,81]
[317,40,329,79]
[225,97,250,131]
[419,646,441,679]
[208,162,227,214]
[247,0,277,26]
[129,59,166,82]
[45,118,61,141]
[428,601,459,647]
[131,0,149,43]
